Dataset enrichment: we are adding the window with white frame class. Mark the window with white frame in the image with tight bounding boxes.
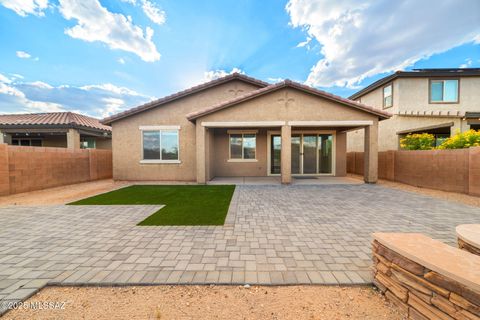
[430,79,459,103]
[383,84,392,108]
[229,132,256,160]
[141,126,180,162]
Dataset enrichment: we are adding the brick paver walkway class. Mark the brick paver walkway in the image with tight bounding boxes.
[1,184,479,314]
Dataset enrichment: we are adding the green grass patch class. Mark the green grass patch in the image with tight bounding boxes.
[68,185,235,226]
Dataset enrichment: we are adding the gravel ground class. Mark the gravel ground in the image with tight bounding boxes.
[0,179,128,207]
[348,174,480,208]
[4,285,403,320]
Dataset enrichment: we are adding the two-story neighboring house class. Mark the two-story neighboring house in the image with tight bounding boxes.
[347,68,480,151]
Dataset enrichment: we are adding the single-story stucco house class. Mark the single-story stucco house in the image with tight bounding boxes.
[0,112,112,149]
[102,73,391,184]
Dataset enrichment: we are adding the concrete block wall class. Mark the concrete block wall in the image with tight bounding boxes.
[347,147,480,196]
[469,147,480,197]
[0,144,9,196]
[0,144,112,196]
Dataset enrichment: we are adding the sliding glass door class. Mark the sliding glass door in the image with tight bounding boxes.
[269,133,334,175]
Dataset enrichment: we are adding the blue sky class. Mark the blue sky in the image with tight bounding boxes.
[0,0,479,118]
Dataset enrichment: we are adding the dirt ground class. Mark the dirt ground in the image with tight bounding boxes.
[348,174,480,208]
[0,179,128,207]
[4,285,403,320]
[1,176,478,208]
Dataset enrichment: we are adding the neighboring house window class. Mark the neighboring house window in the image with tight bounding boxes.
[80,137,96,149]
[430,79,459,103]
[11,138,42,146]
[383,84,393,108]
[140,126,180,163]
[229,131,256,161]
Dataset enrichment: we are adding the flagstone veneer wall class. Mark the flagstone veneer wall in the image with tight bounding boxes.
[0,144,112,196]
[347,147,480,196]
[372,233,480,320]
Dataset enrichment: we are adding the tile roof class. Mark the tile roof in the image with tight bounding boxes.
[0,112,111,132]
[186,79,392,121]
[101,73,269,125]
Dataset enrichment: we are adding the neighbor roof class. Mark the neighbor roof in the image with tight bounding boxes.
[0,112,111,132]
[186,79,392,121]
[349,68,480,100]
[102,73,269,125]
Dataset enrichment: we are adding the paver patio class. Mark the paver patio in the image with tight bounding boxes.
[1,184,479,314]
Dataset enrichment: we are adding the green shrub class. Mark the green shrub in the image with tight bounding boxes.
[400,133,435,150]
[438,129,480,149]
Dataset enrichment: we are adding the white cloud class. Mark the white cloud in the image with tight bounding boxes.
[15,51,39,61]
[28,81,53,89]
[120,0,136,4]
[267,77,284,83]
[79,83,142,96]
[459,58,473,68]
[99,97,125,118]
[58,0,161,62]
[0,74,152,117]
[16,51,31,59]
[286,0,480,88]
[0,77,64,113]
[141,0,166,25]
[203,68,244,82]
[0,73,12,84]
[0,0,48,17]
[296,37,311,48]
[118,58,126,64]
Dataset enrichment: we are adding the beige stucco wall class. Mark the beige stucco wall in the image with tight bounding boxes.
[335,131,347,176]
[212,128,269,177]
[198,88,379,123]
[95,137,112,150]
[111,80,260,181]
[347,116,464,152]
[42,135,68,148]
[357,79,399,114]
[197,88,379,178]
[398,77,480,113]
[348,76,480,152]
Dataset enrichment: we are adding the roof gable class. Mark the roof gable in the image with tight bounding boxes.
[186,80,391,121]
[102,73,268,125]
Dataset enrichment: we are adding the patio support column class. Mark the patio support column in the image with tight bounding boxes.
[67,128,81,149]
[281,125,291,184]
[196,124,207,184]
[364,121,378,183]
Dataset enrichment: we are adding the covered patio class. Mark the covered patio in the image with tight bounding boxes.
[207,176,362,185]
[196,120,380,184]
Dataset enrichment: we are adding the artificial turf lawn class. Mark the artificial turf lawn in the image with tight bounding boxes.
[68,185,236,226]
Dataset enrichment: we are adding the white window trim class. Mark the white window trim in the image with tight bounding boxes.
[383,84,393,108]
[139,125,181,130]
[228,132,257,162]
[139,126,181,164]
[430,79,459,103]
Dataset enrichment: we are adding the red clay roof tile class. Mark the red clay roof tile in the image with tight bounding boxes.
[0,112,111,132]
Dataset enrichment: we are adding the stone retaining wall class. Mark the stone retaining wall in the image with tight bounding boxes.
[458,238,480,256]
[372,239,480,320]
[0,144,112,196]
